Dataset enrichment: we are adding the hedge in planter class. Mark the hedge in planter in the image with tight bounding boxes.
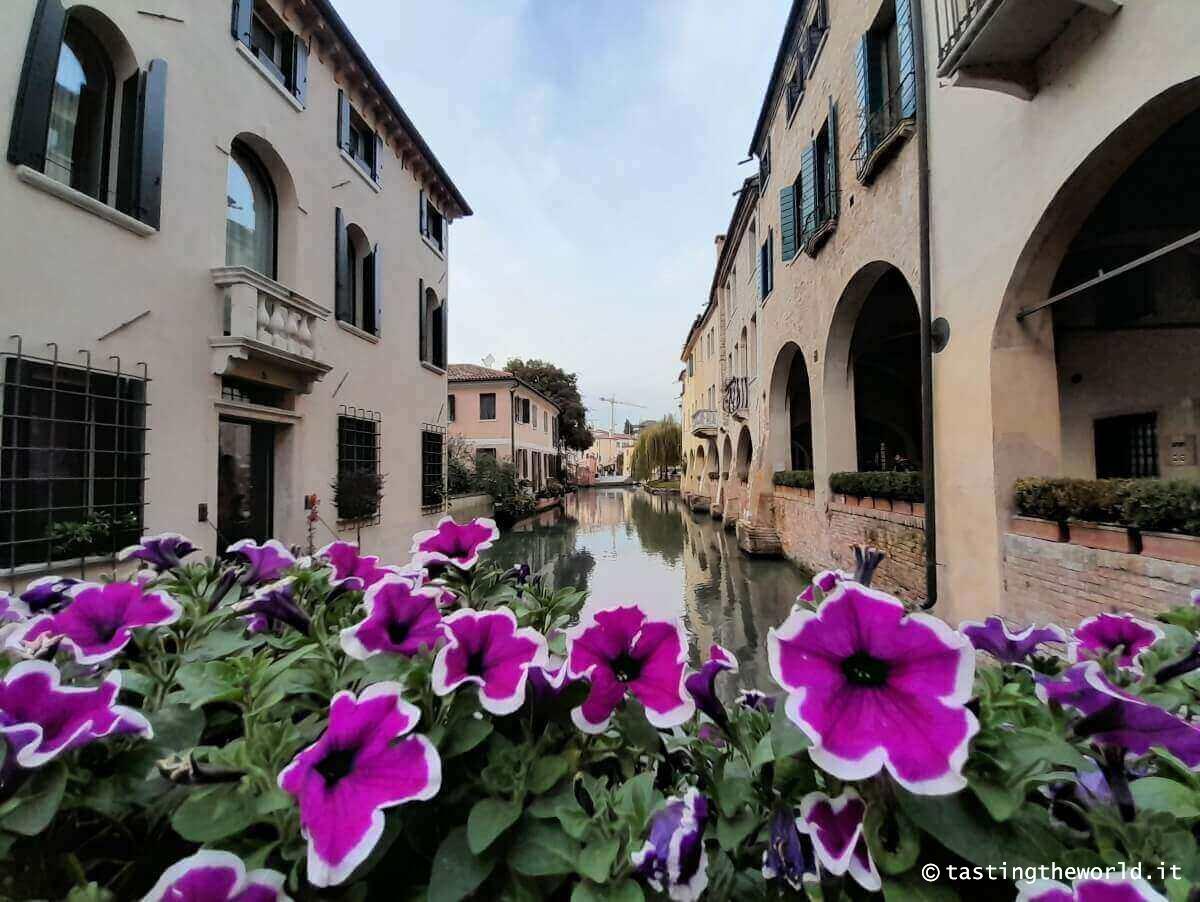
[772,470,815,490]
[829,470,924,502]
[1014,477,1200,536]
[2,528,1200,899]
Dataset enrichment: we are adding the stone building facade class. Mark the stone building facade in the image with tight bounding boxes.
[683,0,1200,621]
[0,0,469,583]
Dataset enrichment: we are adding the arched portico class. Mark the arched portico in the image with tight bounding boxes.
[766,341,814,474]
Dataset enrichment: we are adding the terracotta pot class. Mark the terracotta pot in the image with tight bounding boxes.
[913,502,926,518]
[1140,530,1200,565]
[893,500,913,516]
[1068,521,1137,554]
[832,493,846,505]
[874,498,893,512]
[860,496,876,510]
[1009,515,1066,543]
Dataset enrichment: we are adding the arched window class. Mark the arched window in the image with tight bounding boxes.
[225,141,277,278]
[45,19,113,199]
[421,286,447,369]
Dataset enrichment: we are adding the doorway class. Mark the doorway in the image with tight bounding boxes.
[218,418,275,547]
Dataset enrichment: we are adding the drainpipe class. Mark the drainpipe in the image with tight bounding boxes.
[509,383,518,469]
[912,0,938,610]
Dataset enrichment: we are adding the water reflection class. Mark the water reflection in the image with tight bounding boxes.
[485,488,813,690]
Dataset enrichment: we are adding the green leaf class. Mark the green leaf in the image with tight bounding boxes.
[66,883,116,902]
[443,717,494,758]
[174,661,242,708]
[577,835,620,883]
[468,798,524,854]
[0,761,66,836]
[714,777,753,819]
[170,784,256,842]
[968,776,1025,822]
[149,704,206,753]
[529,756,569,794]
[429,826,496,902]
[181,627,259,662]
[613,772,657,826]
[716,808,758,851]
[572,879,644,902]
[509,820,581,877]
[750,733,775,772]
[615,701,661,754]
[865,804,920,875]
[770,701,810,759]
[1131,777,1200,817]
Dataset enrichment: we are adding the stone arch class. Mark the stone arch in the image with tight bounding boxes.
[766,341,813,474]
[735,425,753,482]
[720,433,734,480]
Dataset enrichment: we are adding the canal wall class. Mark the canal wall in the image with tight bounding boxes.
[448,493,494,520]
[771,486,928,606]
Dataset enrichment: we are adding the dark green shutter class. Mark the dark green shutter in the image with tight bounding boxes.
[373,133,384,183]
[756,245,764,299]
[8,0,66,170]
[895,0,917,118]
[779,183,796,261]
[855,35,872,157]
[369,244,381,336]
[292,38,308,105]
[337,89,350,153]
[799,144,816,244]
[335,208,351,322]
[135,60,167,229]
[231,0,251,45]
[418,279,427,361]
[438,297,448,368]
[826,97,839,220]
[115,73,141,215]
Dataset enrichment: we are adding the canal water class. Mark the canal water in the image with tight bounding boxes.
[484,487,814,691]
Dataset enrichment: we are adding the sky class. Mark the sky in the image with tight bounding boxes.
[331,0,791,427]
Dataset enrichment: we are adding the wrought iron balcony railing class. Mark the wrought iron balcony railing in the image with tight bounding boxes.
[723,377,748,417]
[933,0,990,70]
[851,72,917,182]
[691,409,718,435]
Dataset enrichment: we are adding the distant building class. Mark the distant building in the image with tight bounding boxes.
[447,365,560,490]
[580,429,637,480]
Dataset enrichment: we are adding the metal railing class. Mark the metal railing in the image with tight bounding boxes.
[933,0,991,69]
[851,72,917,180]
[691,409,718,433]
[723,377,748,416]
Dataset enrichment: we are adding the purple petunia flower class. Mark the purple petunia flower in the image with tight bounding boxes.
[768,580,977,794]
[233,578,311,636]
[798,569,849,603]
[631,788,710,902]
[1070,613,1163,674]
[565,604,695,733]
[119,532,199,571]
[1016,877,1167,902]
[143,850,291,901]
[0,661,151,768]
[431,608,547,715]
[0,592,29,624]
[762,806,815,890]
[227,539,296,585]
[410,516,499,570]
[1036,662,1200,767]
[684,644,738,728]
[799,789,880,892]
[339,574,444,660]
[19,576,79,613]
[317,540,400,592]
[737,689,776,713]
[10,580,180,665]
[960,616,1067,665]
[278,682,441,887]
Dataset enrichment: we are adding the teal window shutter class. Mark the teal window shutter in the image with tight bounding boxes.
[799,144,817,244]
[895,0,917,118]
[827,97,840,220]
[757,245,764,299]
[854,35,872,156]
[779,184,796,261]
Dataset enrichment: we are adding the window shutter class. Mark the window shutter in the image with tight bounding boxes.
[373,133,384,183]
[895,0,918,118]
[231,0,252,45]
[292,37,309,105]
[337,89,350,153]
[767,231,774,294]
[335,208,351,322]
[438,297,448,368]
[799,144,816,244]
[135,59,168,229]
[779,183,796,261]
[826,97,839,221]
[8,0,67,170]
[855,35,871,156]
[418,190,427,236]
[756,244,763,300]
[115,73,142,216]
[418,278,427,361]
[369,243,382,336]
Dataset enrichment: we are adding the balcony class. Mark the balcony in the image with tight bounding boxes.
[210,266,333,394]
[723,377,749,419]
[934,0,1121,99]
[851,73,916,184]
[691,409,718,437]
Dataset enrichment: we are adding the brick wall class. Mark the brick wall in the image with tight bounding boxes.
[772,487,928,605]
[1003,533,1200,626]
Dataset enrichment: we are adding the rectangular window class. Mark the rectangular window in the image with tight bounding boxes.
[421,425,446,513]
[447,394,456,423]
[815,122,833,224]
[532,402,538,424]
[348,108,376,174]
[337,415,379,477]
[759,135,771,185]
[0,356,146,569]
[543,411,549,432]
[522,398,531,424]
[421,193,445,253]
[247,2,303,96]
[760,230,774,298]
[1095,413,1159,479]
[479,393,496,420]
[476,447,497,461]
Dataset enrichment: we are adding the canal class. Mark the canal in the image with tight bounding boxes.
[484,487,814,691]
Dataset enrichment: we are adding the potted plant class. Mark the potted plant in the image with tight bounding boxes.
[1123,479,1200,565]
[1011,478,1069,542]
[332,470,385,546]
[1064,479,1137,553]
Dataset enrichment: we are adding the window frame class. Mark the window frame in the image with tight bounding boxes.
[421,425,446,514]
[226,139,279,279]
[479,392,497,421]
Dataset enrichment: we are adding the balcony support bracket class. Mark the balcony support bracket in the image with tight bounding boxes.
[951,64,1037,101]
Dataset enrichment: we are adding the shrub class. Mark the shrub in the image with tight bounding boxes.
[1014,477,1200,534]
[830,470,924,502]
[1120,479,1200,535]
[772,469,815,489]
[332,470,384,521]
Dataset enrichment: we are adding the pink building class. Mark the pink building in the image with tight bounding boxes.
[447,365,561,490]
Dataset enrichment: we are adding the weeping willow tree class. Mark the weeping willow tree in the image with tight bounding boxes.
[631,418,682,482]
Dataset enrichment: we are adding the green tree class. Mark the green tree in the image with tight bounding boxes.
[631,418,682,482]
[506,358,594,452]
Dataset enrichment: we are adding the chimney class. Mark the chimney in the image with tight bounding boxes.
[714,234,726,262]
